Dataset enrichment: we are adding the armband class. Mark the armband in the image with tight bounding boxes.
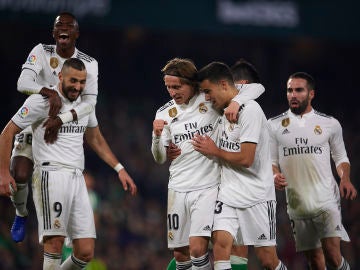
[114,163,124,173]
[58,111,74,124]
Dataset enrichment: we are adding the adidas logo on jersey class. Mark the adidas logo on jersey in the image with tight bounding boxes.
[203,225,212,231]
[335,225,341,231]
[257,233,267,240]
[282,129,290,135]
[171,118,178,123]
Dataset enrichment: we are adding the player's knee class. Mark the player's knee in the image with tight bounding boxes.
[173,247,190,262]
[74,246,94,263]
[10,157,33,183]
[43,236,65,254]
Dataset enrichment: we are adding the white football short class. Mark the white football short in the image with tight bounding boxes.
[213,200,277,247]
[167,185,218,249]
[11,127,33,161]
[290,203,350,252]
[32,166,96,244]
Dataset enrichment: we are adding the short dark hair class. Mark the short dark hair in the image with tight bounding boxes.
[289,72,315,90]
[231,59,260,83]
[62,58,86,72]
[197,62,234,85]
[54,11,79,31]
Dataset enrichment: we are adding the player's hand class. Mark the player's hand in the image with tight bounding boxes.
[224,100,240,123]
[273,173,288,190]
[43,117,62,144]
[192,134,218,157]
[0,173,17,197]
[340,180,357,200]
[153,119,168,137]
[40,87,62,118]
[166,142,181,161]
[118,169,137,196]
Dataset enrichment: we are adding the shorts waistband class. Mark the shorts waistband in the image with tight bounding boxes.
[36,162,83,175]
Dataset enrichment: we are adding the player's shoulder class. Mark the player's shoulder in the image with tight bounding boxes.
[75,48,97,64]
[157,100,175,112]
[268,111,289,122]
[156,100,178,119]
[313,109,333,120]
[39,43,56,54]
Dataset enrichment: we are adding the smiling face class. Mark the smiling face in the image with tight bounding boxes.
[52,13,79,57]
[200,79,229,112]
[164,75,195,105]
[287,77,314,115]
[59,66,86,102]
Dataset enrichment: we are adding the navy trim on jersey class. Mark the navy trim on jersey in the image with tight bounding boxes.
[314,110,332,118]
[158,100,175,112]
[76,51,94,63]
[42,44,55,54]
[269,111,288,121]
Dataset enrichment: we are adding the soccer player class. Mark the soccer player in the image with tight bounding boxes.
[193,61,287,270]
[10,11,136,243]
[268,72,357,269]
[0,58,97,269]
[228,58,262,270]
[152,58,264,270]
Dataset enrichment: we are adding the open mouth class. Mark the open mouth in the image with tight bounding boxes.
[59,33,69,40]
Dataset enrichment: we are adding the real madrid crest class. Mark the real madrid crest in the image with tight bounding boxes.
[228,123,235,131]
[168,107,177,118]
[50,57,59,69]
[314,125,322,135]
[281,118,290,127]
[198,103,208,114]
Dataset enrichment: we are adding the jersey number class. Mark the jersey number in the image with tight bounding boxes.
[167,214,179,230]
[53,202,62,217]
[17,133,32,145]
[214,200,223,214]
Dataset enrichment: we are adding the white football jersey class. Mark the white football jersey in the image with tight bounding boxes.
[153,93,221,191]
[268,109,350,218]
[11,90,97,170]
[18,43,98,119]
[217,100,275,208]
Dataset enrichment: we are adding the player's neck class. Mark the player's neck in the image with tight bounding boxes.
[56,47,76,59]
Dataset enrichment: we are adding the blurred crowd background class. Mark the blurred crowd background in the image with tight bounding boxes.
[0,1,359,269]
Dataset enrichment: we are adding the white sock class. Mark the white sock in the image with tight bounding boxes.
[275,260,287,270]
[337,257,350,270]
[43,252,61,270]
[60,254,88,269]
[214,260,231,270]
[191,252,211,269]
[176,260,192,270]
[10,183,29,217]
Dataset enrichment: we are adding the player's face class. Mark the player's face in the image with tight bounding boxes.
[200,79,227,111]
[53,14,79,51]
[60,67,86,102]
[287,77,314,115]
[164,75,195,105]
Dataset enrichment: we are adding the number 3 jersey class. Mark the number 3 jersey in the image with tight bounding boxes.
[268,109,350,218]
[217,100,275,208]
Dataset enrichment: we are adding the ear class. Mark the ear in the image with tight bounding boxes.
[220,79,228,91]
[309,89,315,99]
[58,71,63,81]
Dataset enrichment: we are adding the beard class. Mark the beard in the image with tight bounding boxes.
[289,99,309,115]
[62,82,82,102]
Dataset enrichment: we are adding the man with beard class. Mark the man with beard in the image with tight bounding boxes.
[10,11,136,243]
[0,58,98,269]
[268,72,357,269]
